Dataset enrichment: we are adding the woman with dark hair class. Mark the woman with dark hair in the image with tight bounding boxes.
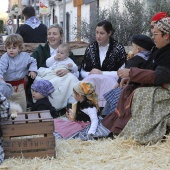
[16,6,47,43]
[80,20,127,108]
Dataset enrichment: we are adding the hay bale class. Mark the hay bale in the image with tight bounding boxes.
[1,136,170,169]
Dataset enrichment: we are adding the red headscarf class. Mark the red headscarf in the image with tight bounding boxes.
[151,12,169,21]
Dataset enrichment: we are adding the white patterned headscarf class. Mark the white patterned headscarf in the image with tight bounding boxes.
[25,16,41,29]
[155,17,170,34]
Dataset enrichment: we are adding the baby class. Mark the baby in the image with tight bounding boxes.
[46,43,78,74]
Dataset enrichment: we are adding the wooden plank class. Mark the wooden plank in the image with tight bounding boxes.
[0,111,52,125]
[1,114,26,125]
[4,137,55,151]
[40,111,53,122]
[2,121,54,137]
[27,113,40,123]
[5,149,56,158]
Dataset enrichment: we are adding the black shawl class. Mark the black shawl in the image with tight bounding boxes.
[81,37,126,71]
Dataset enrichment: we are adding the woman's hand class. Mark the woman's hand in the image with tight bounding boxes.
[28,71,37,79]
[56,69,70,77]
[117,69,130,78]
[89,68,103,75]
[120,77,130,88]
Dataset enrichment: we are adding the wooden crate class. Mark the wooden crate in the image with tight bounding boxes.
[1,110,56,158]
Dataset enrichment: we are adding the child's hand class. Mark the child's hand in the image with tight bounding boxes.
[28,71,37,79]
[127,51,134,60]
[66,108,74,121]
[68,63,73,68]
[54,54,58,61]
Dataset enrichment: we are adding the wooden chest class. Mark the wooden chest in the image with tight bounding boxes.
[1,110,56,158]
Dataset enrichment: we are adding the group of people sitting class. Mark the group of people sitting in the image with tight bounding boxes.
[0,7,170,164]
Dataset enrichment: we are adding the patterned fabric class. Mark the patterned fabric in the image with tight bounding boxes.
[0,93,11,164]
[81,37,126,72]
[31,79,55,98]
[0,138,4,164]
[0,81,13,100]
[120,86,170,144]
[102,87,122,115]
[0,93,10,121]
[74,81,100,111]
[53,117,110,140]
[156,17,170,34]
[25,16,41,29]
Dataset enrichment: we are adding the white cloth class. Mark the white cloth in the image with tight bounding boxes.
[47,57,78,74]
[46,46,58,67]
[98,44,109,65]
[81,107,98,135]
[83,74,118,107]
[80,68,118,79]
[35,66,79,109]
[46,50,79,78]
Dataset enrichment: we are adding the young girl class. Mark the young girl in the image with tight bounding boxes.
[54,81,110,140]
[31,79,59,118]
[0,34,38,112]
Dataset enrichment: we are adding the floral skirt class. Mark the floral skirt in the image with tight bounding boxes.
[0,138,4,164]
[120,86,170,144]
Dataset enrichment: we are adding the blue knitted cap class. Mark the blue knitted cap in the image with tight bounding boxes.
[31,79,55,97]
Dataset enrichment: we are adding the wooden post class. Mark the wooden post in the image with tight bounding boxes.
[73,0,83,42]
[77,5,81,41]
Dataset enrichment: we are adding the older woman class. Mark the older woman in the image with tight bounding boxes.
[102,17,170,144]
[30,24,79,112]
[80,20,126,107]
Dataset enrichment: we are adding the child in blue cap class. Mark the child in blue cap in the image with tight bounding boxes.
[31,79,59,118]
